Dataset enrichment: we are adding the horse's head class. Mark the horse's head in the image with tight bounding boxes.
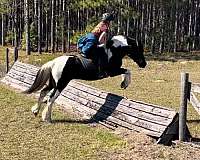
[110,36,147,68]
[126,37,147,68]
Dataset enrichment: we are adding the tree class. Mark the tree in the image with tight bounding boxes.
[38,0,42,54]
[51,0,55,53]
[24,0,30,55]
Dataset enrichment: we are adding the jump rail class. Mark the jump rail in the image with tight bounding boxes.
[1,61,191,145]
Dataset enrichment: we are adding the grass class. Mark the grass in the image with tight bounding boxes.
[0,85,126,160]
[1,47,200,159]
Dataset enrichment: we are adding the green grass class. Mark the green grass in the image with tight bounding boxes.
[0,85,126,160]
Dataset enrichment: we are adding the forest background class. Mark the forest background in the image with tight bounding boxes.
[0,0,199,55]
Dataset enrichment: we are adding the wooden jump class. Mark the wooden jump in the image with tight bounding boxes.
[1,61,191,145]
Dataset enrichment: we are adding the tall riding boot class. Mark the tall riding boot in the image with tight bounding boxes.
[97,56,108,78]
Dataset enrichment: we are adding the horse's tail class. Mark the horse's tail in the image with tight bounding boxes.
[23,64,51,94]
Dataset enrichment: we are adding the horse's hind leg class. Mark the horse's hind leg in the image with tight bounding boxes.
[31,85,53,117]
[42,89,61,123]
[41,78,71,123]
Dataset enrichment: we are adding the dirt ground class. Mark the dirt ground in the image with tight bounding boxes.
[64,106,200,160]
[98,128,200,160]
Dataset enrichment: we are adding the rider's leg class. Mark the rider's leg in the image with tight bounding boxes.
[96,49,109,78]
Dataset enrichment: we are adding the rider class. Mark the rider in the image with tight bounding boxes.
[77,12,114,77]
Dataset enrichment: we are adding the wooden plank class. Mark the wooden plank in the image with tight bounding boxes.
[191,83,200,94]
[15,61,40,71]
[10,62,38,73]
[1,76,30,91]
[68,81,176,118]
[6,73,34,86]
[189,92,200,115]
[61,91,167,134]
[61,96,161,137]
[63,85,174,126]
[7,70,36,84]
[11,65,38,76]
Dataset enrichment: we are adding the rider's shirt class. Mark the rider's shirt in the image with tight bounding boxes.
[91,21,110,38]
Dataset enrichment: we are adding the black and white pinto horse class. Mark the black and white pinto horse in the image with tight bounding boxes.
[24,35,147,123]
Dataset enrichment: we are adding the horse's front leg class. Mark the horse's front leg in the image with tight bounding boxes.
[121,69,131,89]
[109,68,131,89]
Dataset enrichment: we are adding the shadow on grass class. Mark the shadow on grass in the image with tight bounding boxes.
[51,119,90,124]
[191,137,200,143]
[187,119,200,123]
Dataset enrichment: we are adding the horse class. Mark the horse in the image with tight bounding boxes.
[24,35,147,123]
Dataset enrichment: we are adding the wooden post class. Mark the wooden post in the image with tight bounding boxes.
[14,47,18,62]
[179,72,189,141]
[6,48,9,73]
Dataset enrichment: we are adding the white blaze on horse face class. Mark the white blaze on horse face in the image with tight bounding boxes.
[112,35,128,47]
[50,56,71,84]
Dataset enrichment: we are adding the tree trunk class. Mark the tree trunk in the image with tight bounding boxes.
[126,0,130,36]
[187,0,192,52]
[51,0,55,53]
[159,3,164,53]
[44,1,50,52]
[151,1,156,54]
[14,0,20,47]
[67,9,70,52]
[1,14,5,46]
[62,0,66,53]
[38,0,42,54]
[24,0,30,55]
[174,1,178,53]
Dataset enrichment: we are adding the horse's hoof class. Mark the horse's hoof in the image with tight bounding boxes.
[43,119,52,123]
[42,98,48,104]
[32,111,39,117]
[33,112,38,117]
[121,82,127,89]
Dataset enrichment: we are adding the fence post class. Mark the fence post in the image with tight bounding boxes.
[6,48,9,73]
[14,47,18,62]
[179,72,189,142]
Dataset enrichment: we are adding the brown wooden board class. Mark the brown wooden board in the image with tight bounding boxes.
[1,61,185,145]
[191,83,200,94]
[189,92,200,115]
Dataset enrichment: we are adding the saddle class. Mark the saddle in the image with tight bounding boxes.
[76,54,109,79]
[76,54,97,71]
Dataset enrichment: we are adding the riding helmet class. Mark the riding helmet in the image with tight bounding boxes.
[102,13,114,22]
